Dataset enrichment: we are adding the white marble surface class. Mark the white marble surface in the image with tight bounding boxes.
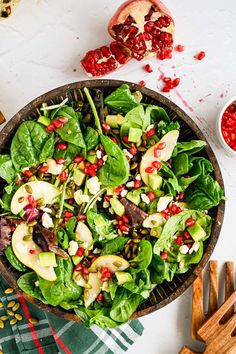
[0,1,236,353]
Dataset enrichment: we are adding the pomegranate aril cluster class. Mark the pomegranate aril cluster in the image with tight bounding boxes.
[162,76,180,92]
[221,104,236,151]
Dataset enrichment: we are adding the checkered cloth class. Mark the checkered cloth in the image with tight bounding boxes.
[0,277,143,354]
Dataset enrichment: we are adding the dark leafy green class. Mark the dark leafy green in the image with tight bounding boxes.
[100,237,128,255]
[123,269,152,299]
[0,155,16,184]
[4,246,27,272]
[87,209,117,240]
[156,120,180,138]
[150,255,177,284]
[130,240,152,272]
[65,217,77,240]
[84,126,99,151]
[17,272,48,304]
[104,84,140,114]
[173,140,207,157]
[56,228,69,250]
[110,288,141,323]
[54,143,81,166]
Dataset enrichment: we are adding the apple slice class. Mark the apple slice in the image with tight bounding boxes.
[84,272,102,308]
[140,130,179,185]
[75,222,93,249]
[11,181,60,215]
[89,255,129,273]
[12,223,57,281]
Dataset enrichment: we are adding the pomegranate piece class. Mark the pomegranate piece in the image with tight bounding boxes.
[195,51,206,60]
[108,0,174,61]
[81,41,130,77]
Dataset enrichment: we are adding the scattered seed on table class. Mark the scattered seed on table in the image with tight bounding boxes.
[29,317,39,324]
[10,318,17,325]
[0,302,3,308]
[0,316,8,321]
[7,310,14,316]
[0,320,4,329]
[12,303,20,312]
[7,301,16,308]
[4,288,14,294]
[15,314,23,321]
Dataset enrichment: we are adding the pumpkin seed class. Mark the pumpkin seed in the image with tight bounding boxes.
[15,313,23,321]
[29,317,39,325]
[127,251,132,259]
[77,101,84,109]
[130,162,138,170]
[88,150,96,155]
[132,244,138,254]
[0,316,8,321]
[84,290,89,300]
[113,261,122,267]
[84,250,89,257]
[129,262,137,268]
[127,239,132,245]
[133,239,140,243]
[23,234,32,241]
[139,202,146,209]
[36,198,45,207]
[117,229,123,237]
[25,184,33,194]
[112,129,120,135]
[66,188,74,197]
[184,240,194,244]
[149,139,156,146]
[84,114,91,123]
[84,284,92,289]
[10,318,17,325]
[137,146,147,152]
[28,220,37,227]
[88,268,97,273]
[125,245,130,254]
[5,288,14,294]
[12,303,20,312]
[7,301,15,308]
[0,320,4,329]
[135,140,142,147]
[69,164,75,172]
[28,226,34,234]
[141,229,149,235]
[0,302,3,308]
[132,231,138,238]
[7,310,14,316]
[18,196,24,203]
[75,273,82,281]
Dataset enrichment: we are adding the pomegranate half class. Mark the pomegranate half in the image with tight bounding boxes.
[108,0,174,61]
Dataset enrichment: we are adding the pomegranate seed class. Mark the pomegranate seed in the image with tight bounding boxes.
[134,180,141,189]
[162,86,170,93]
[122,215,130,224]
[101,276,108,282]
[152,160,162,170]
[157,142,166,150]
[160,252,168,260]
[97,159,104,167]
[147,191,156,202]
[64,211,74,218]
[118,220,124,226]
[102,123,111,132]
[59,170,68,182]
[129,146,137,155]
[91,256,98,263]
[77,247,84,257]
[39,165,49,173]
[154,148,161,158]
[101,267,109,275]
[23,170,33,178]
[175,44,185,52]
[68,198,74,205]
[78,214,86,221]
[97,293,103,302]
[115,185,125,194]
[186,218,196,227]
[172,78,180,87]
[163,77,172,84]
[104,271,112,279]
[195,51,206,60]
[144,64,153,73]
[53,120,63,129]
[82,267,89,276]
[170,204,178,213]
[29,249,36,254]
[111,136,118,144]
[47,124,55,132]
[178,192,184,200]
[119,225,129,233]
[10,225,15,232]
[57,142,67,151]
[64,217,72,222]
[27,195,35,204]
[146,128,155,138]
[74,156,84,164]
[56,158,66,165]
[75,264,83,272]
[145,166,156,174]
[116,215,122,221]
[183,231,191,240]
[84,161,91,167]
[123,135,129,144]
[58,117,68,123]
[175,236,183,245]
[16,179,22,185]
[139,80,146,87]
[175,206,182,214]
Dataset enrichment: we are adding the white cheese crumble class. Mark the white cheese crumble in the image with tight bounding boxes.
[103,201,110,208]
[68,241,79,256]
[126,181,135,188]
[46,158,63,175]
[93,248,101,254]
[74,189,90,205]
[42,207,52,214]
[42,212,54,229]
[141,193,150,204]
[87,176,101,195]
[108,207,114,215]
[145,124,154,132]
[35,281,39,287]
[189,241,200,254]
[179,245,189,255]
[75,276,86,287]
[120,189,128,197]
[135,174,141,181]
[96,150,102,159]
[102,155,108,162]
[123,149,133,160]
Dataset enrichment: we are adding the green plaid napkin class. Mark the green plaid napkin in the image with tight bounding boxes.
[0,277,143,354]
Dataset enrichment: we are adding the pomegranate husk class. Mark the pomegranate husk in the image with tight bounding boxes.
[81,41,131,78]
[108,0,174,61]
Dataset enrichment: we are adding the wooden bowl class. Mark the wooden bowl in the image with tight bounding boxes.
[0,79,225,322]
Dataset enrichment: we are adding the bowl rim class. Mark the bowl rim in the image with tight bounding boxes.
[216,96,236,156]
[0,79,225,322]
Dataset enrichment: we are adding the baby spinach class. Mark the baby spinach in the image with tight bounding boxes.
[120,105,152,141]
[150,255,177,284]
[0,155,16,184]
[4,246,27,272]
[160,163,182,196]
[54,142,81,166]
[53,107,86,149]
[156,120,180,138]
[172,153,189,176]
[130,240,152,272]
[100,236,128,255]
[17,272,48,304]
[173,140,207,157]
[65,217,77,240]
[123,269,152,299]
[104,84,140,114]
[10,121,54,171]
[110,288,141,323]
[90,308,120,329]
[87,209,118,240]
[84,126,99,151]
[98,135,130,187]
[56,228,69,250]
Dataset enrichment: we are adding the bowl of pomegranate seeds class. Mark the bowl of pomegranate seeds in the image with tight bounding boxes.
[217,97,236,156]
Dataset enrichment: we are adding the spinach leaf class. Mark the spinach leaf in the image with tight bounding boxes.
[172,153,189,176]
[120,105,150,141]
[0,155,16,183]
[90,308,120,329]
[65,216,77,240]
[130,240,152,272]
[173,140,207,157]
[104,84,140,113]
[156,120,180,138]
[149,107,170,124]
[110,288,141,323]
[98,135,130,187]
[53,107,86,149]
[160,163,182,196]
[108,279,118,300]
[185,175,224,210]
[189,157,213,176]
[54,142,81,166]
[84,126,99,151]
[17,272,48,304]
[100,237,128,255]
[87,210,118,240]
[10,121,54,171]
[123,269,152,299]
[4,246,27,272]
[56,228,69,250]
[150,255,177,284]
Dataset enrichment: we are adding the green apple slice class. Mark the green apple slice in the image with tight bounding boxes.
[12,223,57,281]
[140,130,179,185]
[84,272,102,308]
[89,255,129,273]
[75,222,93,249]
[11,181,60,215]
